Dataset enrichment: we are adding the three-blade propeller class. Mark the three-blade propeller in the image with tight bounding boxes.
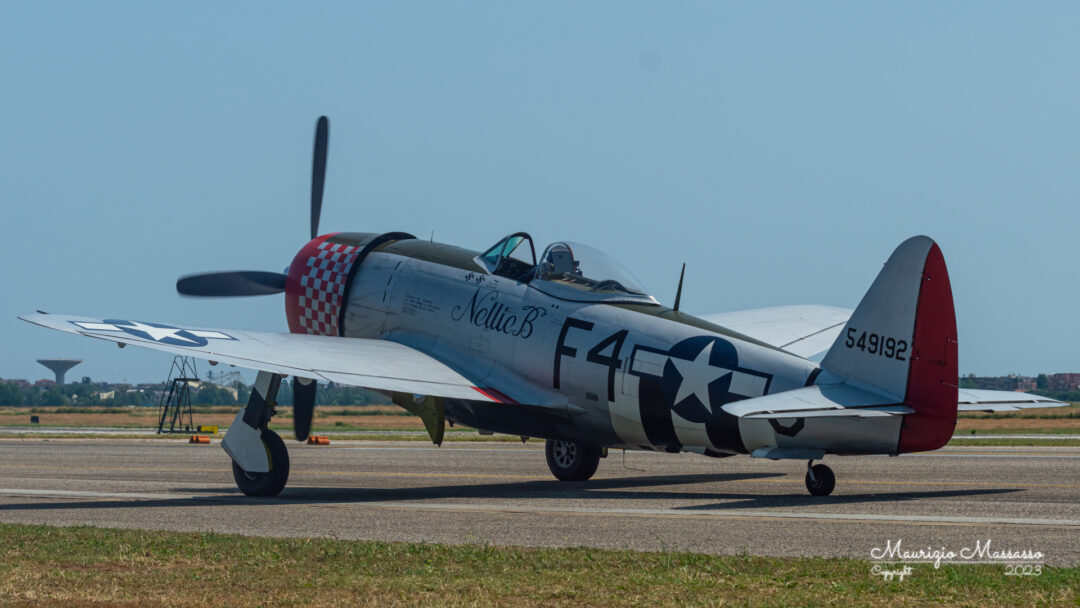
[176,117,332,439]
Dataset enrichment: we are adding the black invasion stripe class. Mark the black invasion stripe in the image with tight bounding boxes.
[638,380,680,449]
[706,411,749,453]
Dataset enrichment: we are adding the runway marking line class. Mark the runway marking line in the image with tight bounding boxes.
[2,463,1080,489]
[0,464,546,481]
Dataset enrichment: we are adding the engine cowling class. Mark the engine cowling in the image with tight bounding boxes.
[285,233,366,336]
[285,231,417,336]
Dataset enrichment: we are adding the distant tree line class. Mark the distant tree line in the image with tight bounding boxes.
[1029,389,1080,403]
[0,382,128,407]
[960,373,1078,402]
[0,380,382,407]
[272,381,382,406]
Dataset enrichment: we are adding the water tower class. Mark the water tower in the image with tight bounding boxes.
[37,359,82,385]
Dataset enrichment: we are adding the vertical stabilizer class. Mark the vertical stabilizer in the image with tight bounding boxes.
[820,236,958,452]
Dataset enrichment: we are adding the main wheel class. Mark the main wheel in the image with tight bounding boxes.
[805,463,835,497]
[545,439,601,481]
[231,428,290,497]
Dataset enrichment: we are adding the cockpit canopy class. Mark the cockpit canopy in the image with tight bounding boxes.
[476,233,659,305]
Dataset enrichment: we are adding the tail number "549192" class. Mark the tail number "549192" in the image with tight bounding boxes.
[845,328,908,361]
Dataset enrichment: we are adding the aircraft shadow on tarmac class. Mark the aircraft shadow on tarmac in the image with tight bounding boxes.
[0,471,1023,513]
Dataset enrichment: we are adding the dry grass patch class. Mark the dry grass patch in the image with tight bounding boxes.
[0,405,423,432]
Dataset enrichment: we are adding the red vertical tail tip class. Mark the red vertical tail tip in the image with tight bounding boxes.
[898,243,958,453]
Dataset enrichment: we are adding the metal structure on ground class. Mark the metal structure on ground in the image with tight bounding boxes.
[156,356,198,434]
[206,369,245,400]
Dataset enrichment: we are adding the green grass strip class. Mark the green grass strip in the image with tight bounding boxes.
[0,523,1076,607]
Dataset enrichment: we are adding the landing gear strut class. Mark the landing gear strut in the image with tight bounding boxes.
[222,371,291,497]
[545,439,601,481]
[805,460,835,496]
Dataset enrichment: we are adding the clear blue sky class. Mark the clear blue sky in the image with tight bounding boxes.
[2,2,1077,383]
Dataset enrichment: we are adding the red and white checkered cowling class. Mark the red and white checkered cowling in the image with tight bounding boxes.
[285,234,362,336]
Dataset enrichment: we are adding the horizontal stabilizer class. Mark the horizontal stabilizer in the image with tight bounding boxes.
[744,405,914,419]
[957,389,1068,412]
[722,384,903,420]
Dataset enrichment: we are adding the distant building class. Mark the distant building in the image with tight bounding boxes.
[1048,373,1080,392]
[963,374,1036,392]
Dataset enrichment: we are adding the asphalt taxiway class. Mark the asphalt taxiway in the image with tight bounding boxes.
[0,439,1077,565]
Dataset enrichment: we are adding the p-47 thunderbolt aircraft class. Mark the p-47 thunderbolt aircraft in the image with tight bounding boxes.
[22,117,1065,497]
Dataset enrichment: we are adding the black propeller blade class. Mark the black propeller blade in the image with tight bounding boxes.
[311,116,328,240]
[176,116,329,298]
[176,271,287,297]
[292,377,317,441]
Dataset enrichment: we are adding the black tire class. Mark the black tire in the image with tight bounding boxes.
[545,439,601,481]
[231,428,290,497]
[805,464,835,497]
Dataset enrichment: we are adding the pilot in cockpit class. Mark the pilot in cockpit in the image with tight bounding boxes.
[540,243,581,280]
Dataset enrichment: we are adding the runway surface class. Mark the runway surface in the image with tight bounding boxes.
[0,439,1078,565]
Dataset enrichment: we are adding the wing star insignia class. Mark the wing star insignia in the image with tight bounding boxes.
[70,319,236,347]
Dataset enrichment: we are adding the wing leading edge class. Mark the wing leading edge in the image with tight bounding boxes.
[20,313,511,403]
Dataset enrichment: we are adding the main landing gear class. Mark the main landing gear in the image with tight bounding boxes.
[545,439,602,481]
[805,460,835,497]
[232,428,290,497]
[222,371,291,497]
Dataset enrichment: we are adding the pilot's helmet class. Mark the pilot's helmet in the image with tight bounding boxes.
[543,243,578,277]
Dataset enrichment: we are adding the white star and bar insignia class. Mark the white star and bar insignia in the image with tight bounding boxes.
[70,320,235,347]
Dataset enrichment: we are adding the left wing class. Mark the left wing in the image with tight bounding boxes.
[20,313,515,403]
[699,305,852,358]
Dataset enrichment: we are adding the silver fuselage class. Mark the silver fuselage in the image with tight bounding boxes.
[339,250,903,456]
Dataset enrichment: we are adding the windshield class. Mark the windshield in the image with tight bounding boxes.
[533,241,658,304]
[481,233,531,266]
[476,232,537,282]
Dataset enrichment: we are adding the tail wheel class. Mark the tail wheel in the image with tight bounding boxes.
[545,439,601,481]
[232,429,290,497]
[805,463,835,497]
